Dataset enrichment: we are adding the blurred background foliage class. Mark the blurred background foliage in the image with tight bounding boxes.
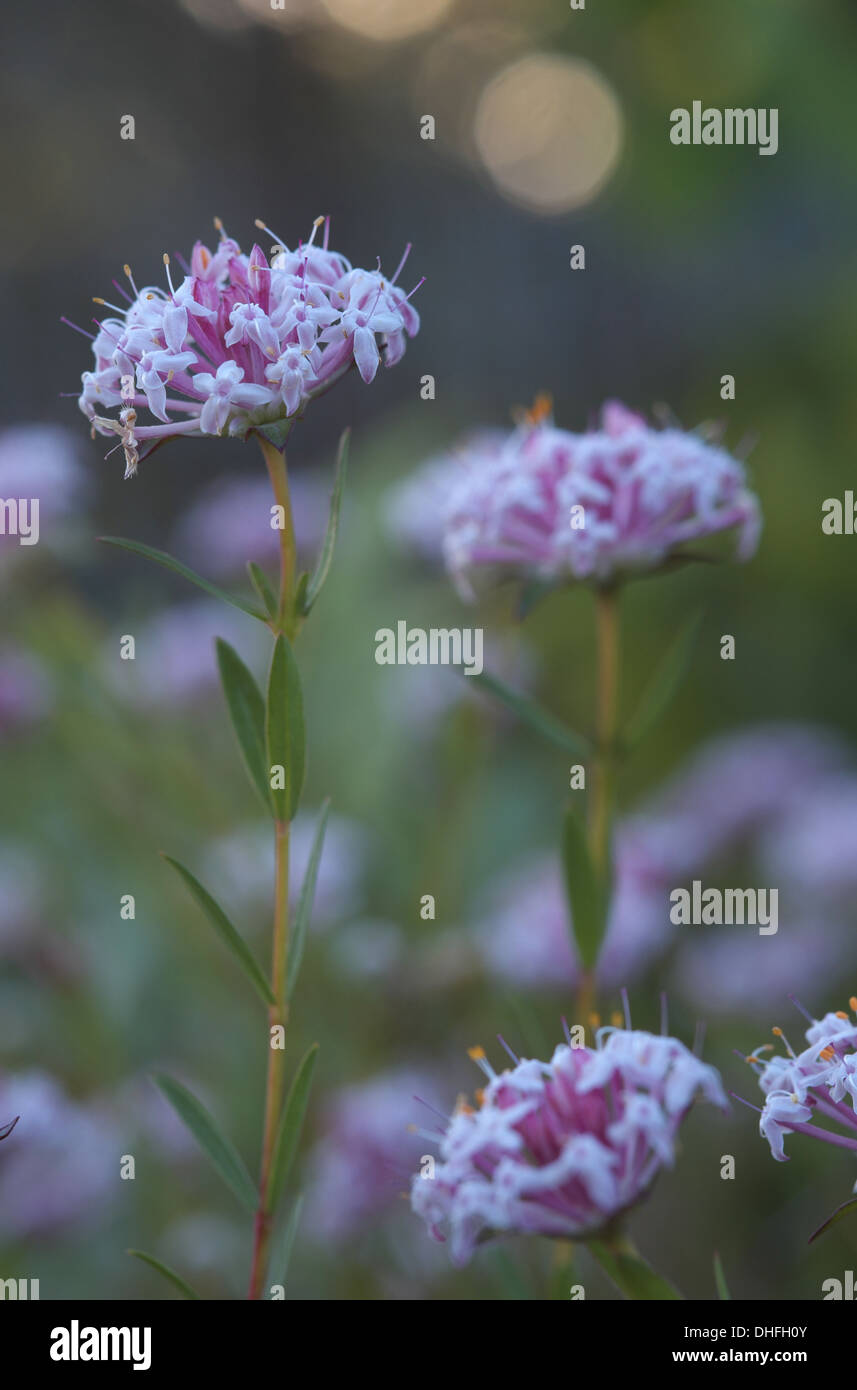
[2,0,857,1299]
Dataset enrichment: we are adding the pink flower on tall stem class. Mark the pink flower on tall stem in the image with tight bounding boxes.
[68,217,421,476]
[411,1017,726,1265]
[432,401,760,597]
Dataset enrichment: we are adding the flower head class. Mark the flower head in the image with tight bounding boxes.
[748,999,857,1165]
[71,218,420,477]
[427,402,760,597]
[411,1024,726,1264]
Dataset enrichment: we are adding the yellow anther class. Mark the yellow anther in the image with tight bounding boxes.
[467,1045,486,1062]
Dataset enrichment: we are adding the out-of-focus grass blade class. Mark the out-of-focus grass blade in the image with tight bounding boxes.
[287,800,330,1000]
[265,634,305,821]
[267,1196,304,1293]
[623,612,703,749]
[127,1250,200,1300]
[301,430,348,615]
[561,807,606,971]
[589,1241,682,1300]
[161,854,275,1007]
[153,1074,258,1215]
[98,537,266,620]
[269,1044,319,1211]
[0,1116,19,1141]
[216,639,270,810]
[809,1195,857,1244]
[713,1251,731,1299]
[468,671,591,757]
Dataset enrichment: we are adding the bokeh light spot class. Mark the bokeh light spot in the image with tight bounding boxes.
[474,54,624,214]
[320,0,454,43]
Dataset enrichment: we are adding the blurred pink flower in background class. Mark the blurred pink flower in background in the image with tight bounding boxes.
[472,835,672,992]
[201,809,368,928]
[0,425,87,561]
[462,724,856,1014]
[172,470,329,578]
[0,1073,119,1241]
[405,403,760,598]
[0,647,53,736]
[382,431,505,562]
[305,1067,444,1243]
[104,598,268,709]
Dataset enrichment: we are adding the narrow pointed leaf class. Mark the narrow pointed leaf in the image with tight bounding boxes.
[216,638,270,809]
[162,854,275,1007]
[294,571,309,616]
[287,800,330,1000]
[267,1195,304,1292]
[153,1074,258,1215]
[713,1252,731,1300]
[808,1195,857,1245]
[624,612,703,749]
[98,537,267,620]
[469,671,591,757]
[127,1250,200,1300]
[561,807,607,971]
[588,1240,682,1300]
[0,1116,19,1141]
[265,634,305,821]
[301,429,349,615]
[247,563,278,621]
[269,1044,319,1210]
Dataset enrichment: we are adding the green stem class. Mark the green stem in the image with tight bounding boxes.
[248,818,290,1300]
[578,587,621,1022]
[259,436,297,637]
[248,437,297,1300]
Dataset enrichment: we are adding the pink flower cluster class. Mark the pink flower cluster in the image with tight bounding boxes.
[411,1027,726,1264]
[750,1001,857,1164]
[432,402,761,595]
[73,218,420,476]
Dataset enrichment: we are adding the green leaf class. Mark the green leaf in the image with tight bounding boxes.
[301,429,349,615]
[713,1251,731,1300]
[247,562,278,621]
[561,806,607,971]
[624,612,703,749]
[98,537,267,621]
[588,1240,682,1300]
[216,639,270,810]
[153,1074,258,1215]
[267,1195,304,1292]
[265,634,305,821]
[468,671,591,758]
[287,800,330,1001]
[808,1195,857,1245]
[161,854,275,1007]
[254,419,294,451]
[127,1250,200,1300]
[269,1044,319,1211]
